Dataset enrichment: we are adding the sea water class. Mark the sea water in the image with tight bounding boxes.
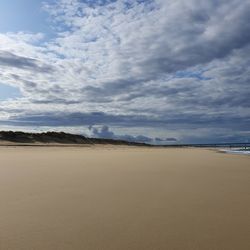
[222,148,250,155]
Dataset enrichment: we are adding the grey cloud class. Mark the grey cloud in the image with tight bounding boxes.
[89,125,153,143]
[0,50,52,73]
[89,125,115,139]
[155,137,177,142]
[166,138,177,142]
[182,132,250,144]
[114,0,250,78]
[31,98,81,105]
[1,111,248,131]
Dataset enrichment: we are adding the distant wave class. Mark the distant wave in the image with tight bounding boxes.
[221,149,250,155]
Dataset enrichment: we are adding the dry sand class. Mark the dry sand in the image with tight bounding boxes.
[0,146,249,250]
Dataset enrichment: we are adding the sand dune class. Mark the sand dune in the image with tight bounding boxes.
[0,147,249,250]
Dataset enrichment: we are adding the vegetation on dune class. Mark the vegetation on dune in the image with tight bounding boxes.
[0,131,148,146]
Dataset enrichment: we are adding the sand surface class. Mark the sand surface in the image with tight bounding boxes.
[0,146,249,250]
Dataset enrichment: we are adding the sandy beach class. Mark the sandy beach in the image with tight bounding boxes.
[0,146,249,250]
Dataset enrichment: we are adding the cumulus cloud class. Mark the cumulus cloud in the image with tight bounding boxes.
[89,125,154,143]
[155,137,177,142]
[0,0,249,143]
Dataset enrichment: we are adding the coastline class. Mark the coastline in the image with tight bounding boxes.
[218,148,250,156]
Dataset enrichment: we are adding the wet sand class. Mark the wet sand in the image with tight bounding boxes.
[0,147,249,250]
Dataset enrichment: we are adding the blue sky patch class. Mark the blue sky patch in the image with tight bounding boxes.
[175,70,212,80]
[0,83,21,101]
[0,0,53,36]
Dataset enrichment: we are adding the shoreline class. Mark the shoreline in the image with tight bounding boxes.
[0,142,249,157]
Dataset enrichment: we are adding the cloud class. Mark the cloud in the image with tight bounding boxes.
[155,137,177,142]
[0,50,52,73]
[0,0,249,143]
[89,125,115,139]
[89,125,153,143]
[1,110,248,129]
[48,0,250,79]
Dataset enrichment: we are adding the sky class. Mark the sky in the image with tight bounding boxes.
[0,0,249,144]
